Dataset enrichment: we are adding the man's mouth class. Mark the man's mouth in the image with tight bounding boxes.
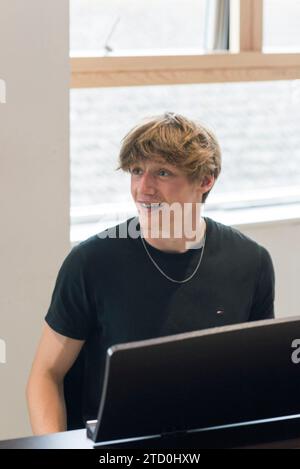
[138,202,163,211]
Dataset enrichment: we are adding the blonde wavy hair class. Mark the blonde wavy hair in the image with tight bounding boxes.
[118,112,221,202]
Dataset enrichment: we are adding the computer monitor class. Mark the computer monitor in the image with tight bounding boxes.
[87,316,300,446]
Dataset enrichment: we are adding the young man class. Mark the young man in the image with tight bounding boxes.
[26,112,275,435]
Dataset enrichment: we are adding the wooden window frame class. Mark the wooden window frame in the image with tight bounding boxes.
[70,0,300,89]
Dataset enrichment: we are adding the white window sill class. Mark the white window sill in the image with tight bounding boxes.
[70,201,300,246]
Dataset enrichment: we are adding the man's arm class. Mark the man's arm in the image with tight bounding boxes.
[26,323,84,435]
[249,246,275,321]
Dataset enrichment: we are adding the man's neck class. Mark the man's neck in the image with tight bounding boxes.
[141,217,206,254]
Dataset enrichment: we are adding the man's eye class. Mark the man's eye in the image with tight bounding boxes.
[131,168,142,175]
[158,169,170,177]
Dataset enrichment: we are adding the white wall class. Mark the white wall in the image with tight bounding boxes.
[235,219,300,319]
[0,0,70,440]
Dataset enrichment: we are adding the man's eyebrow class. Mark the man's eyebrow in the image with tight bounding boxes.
[130,160,176,170]
[152,160,173,168]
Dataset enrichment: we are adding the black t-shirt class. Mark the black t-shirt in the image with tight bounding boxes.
[45,216,275,424]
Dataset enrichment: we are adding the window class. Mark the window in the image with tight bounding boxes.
[70,0,300,230]
[70,0,208,55]
[71,80,300,207]
[264,0,300,52]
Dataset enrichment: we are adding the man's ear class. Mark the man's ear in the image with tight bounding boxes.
[201,176,215,192]
[199,175,215,194]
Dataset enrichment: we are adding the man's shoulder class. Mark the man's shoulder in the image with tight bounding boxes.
[206,216,265,254]
[72,217,138,258]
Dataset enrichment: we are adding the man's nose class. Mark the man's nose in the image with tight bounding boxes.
[139,172,156,194]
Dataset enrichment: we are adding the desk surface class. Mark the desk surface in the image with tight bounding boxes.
[0,429,93,449]
[1,422,300,449]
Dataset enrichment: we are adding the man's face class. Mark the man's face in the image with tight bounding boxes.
[130,158,213,238]
[130,158,201,208]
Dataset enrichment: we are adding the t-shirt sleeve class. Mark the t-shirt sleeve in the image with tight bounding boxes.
[249,246,275,321]
[45,245,95,340]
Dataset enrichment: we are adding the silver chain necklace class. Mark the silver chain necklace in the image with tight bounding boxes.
[140,233,206,284]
